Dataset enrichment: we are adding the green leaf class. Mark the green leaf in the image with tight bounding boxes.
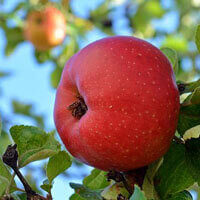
[181,86,200,107]
[161,48,178,74]
[101,182,129,200]
[4,27,24,56]
[56,38,79,66]
[70,169,110,199]
[50,66,63,89]
[0,131,12,155]
[162,35,188,52]
[154,142,194,198]
[10,125,61,167]
[0,71,10,78]
[70,193,86,200]
[0,114,2,136]
[83,169,109,190]
[47,151,72,184]
[24,173,40,194]
[12,100,32,116]
[90,1,111,22]
[89,1,114,35]
[12,2,27,12]
[12,193,27,200]
[0,158,16,197]
[189,86,200,105]
[12,100,44,128]
[131,0,164,35]
[72,17,93,35]
[178,79,200,94]
[70,183,103,200]
[142,159,162,200]
[188,79,200,93]
[195,25,200,53]
[40,179,52,193]
[176,0,192,12]
[185,139,200,185]
[177,104,200,136]
[130,185,147,200]
[34,49,51,64]
[183,125,200,140]
[166,190,192,200]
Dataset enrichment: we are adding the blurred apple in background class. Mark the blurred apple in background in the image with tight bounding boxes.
[24,6,66,51]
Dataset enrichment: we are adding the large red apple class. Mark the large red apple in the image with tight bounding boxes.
[24,6,66,51]
[54,36,180,171]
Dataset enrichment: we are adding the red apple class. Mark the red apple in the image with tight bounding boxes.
[54,36,180,171]
[24,6,66,51]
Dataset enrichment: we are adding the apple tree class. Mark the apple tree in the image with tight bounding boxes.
[0,0,200,200]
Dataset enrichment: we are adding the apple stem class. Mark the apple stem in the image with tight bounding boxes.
[173,136,185,144]
[2,144,48,200]
[107,167,147,198]
[124,167,147,189]
[67,95,88,119]
[107,170,133,195]
[117,194,128,200]
[177,83,186,95]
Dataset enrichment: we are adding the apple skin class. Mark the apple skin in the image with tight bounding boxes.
[54,36,180,171]
[24,6,66,51]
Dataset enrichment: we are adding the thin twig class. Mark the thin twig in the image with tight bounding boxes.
[173,136,185,144]
[2,144,48,200]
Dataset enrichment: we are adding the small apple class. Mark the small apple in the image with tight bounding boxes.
[54,36,180,171]
[24,6,66,51]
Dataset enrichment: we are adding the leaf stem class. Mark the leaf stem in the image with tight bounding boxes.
[13,186,26,193]
[181,101,192,107]
[5,172,16,195]
[173,136,185,144]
